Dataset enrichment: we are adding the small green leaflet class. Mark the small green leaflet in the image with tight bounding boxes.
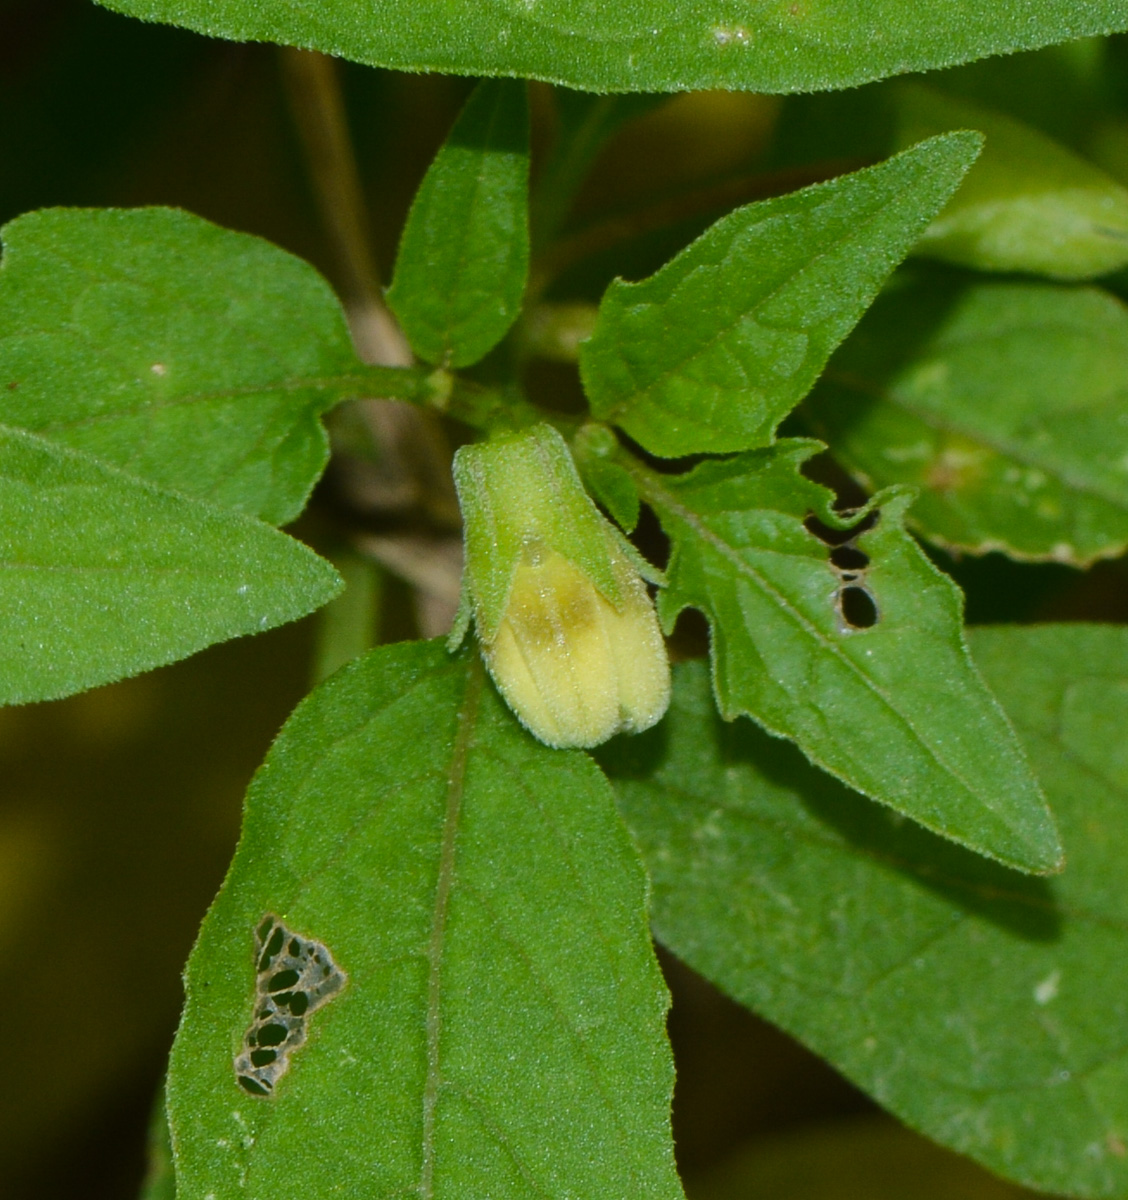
[94,0,1128,95]
[809,273,1128,566]
[167,640,682,1200]
[0,425,340,706]
[579,134,981,458]
[892,84,1128,280]
[388,80,530,369]
[602,627,1128,1197]
[0,208,426,525]
[622,438,1060,873]
[577,453,642,535]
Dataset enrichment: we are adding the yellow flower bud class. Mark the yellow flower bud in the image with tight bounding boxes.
[486,537,669,749]
[452,423,670,749]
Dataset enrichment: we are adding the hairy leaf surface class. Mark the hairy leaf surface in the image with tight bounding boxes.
[388,80,530,368]
[0,208,424,524]
[167,640,681,1200]
[580,135,980,457]
[0,425,340,705]
[626,439,1060,872]
[603,627,1128,1197]
[809,274,1128,565]
[94,0,1128,95]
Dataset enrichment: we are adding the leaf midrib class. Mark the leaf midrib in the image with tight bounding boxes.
[437,83,522,356]
[634,463,1028,845]
[5,370,427,437]
[421,653,485,1200]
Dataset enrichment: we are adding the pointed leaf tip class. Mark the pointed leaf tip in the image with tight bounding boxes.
[388,79,530,368]
[580,132,981,459]
[633,440,1060,875]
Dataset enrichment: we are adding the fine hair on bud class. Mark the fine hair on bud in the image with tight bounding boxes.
[452,424,670,749]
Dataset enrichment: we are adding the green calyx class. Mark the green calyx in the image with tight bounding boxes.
[452,423,626,645]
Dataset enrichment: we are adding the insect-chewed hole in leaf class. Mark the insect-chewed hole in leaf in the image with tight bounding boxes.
[257,923,285,971]
[838,586,879,629]
[829,544,870,572]
[633,503,671,571]
[234,916,346,1098]
[805,511,882,632]
[804,509,878,547]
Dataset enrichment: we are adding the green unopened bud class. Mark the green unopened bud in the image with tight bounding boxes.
[452,423,669,749]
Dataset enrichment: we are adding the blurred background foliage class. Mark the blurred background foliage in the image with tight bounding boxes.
[2,0,1123,1194]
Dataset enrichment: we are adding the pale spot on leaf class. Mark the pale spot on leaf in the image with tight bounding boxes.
[1033,969,1060,1005]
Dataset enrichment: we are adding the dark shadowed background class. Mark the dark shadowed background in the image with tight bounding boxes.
[2,2,1118,1193]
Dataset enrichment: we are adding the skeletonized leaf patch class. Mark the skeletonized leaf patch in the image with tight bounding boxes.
[234,915,346,1097]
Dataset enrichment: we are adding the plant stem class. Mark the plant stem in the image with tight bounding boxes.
[279,46,460,527]
[279,46,409,365]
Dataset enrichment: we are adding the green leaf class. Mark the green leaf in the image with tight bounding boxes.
[94,0,1128,96]
[892,84,1128,280]
[167,640,682,1200]
[0,424,340,706]
[578,457,642,535]
[579,135,981,458]
[311,551,384,684]
[930,40,1111,148]
[603,626,1128,1197]
[769,44,1111,187]
[388,80,530,369]
[140,1086,176,1200]
[0,208,424,525]
[620,438,1060,873]
[808,272,1128,566]
[688,1115,1037,1200]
